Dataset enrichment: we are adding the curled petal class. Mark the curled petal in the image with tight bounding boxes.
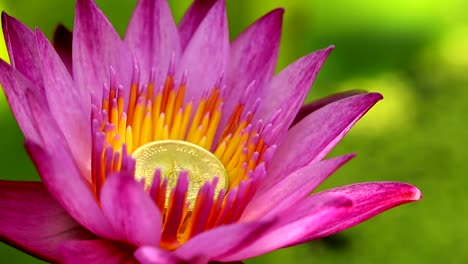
[59,239,137,264]
[291,89,367,127]
[265,93,382,190]
[302,181,422,241]
[0,181,94,262]
[100,173,162,246]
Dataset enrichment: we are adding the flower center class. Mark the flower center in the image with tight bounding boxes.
[132,140,228,209]
[89,64,274,250]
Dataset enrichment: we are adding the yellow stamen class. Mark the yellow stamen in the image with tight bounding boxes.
[127,83,138,124]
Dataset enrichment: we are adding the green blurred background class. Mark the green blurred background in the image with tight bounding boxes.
[0,0,466,263]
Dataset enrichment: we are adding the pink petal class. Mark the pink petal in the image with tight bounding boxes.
[25,138,115,239]
[125,0,181,85]
[243,154,355,221]
[178,0,217,50]
[134,246,180,264]
[174,220,274,263]
[59,239,137,264]
[0,181,94,262]
[35,29,91,173]
[176,0,229,102]
[53,24,73,75]
[0,60,46,143]
[73,0,132,105]
[301,182,422,241]
[264,93,382,190]
[291,89,366,127]
[222,9,283,127]
[255,46,334,139]
[100,173,162,246]
[219,193,352,261]
[1,12,44,90]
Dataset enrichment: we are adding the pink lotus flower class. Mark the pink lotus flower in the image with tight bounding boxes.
[0,0,421,263]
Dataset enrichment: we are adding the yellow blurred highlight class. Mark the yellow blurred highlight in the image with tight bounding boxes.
[417,24,468,85]
[438,26,468,75]
[337,73,416,135]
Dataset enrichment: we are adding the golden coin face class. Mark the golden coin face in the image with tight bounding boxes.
[132,140,228,209]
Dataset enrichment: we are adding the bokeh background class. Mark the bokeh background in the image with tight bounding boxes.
[0,0,466,263]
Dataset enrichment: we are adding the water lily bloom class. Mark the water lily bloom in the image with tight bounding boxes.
[0,0,421,263]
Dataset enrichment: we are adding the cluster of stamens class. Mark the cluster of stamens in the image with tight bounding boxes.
[89,62,275,249]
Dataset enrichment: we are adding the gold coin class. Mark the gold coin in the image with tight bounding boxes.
[132,140,228,209]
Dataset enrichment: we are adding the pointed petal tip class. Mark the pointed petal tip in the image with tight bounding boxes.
[1,11,12,52]
[292,90,375,127]
[75,0,88,10]
[215,0,227,18]
[273,7,285,14]
[344,152,357,161]
[350,92,384,106]
[1,11,8,20]
[317,45,335,57]
[1,11,14,24]
[405,184,422,201]
[302,45,334,62]
[414,190,422,201]
[332,181,422,204]
[76,0,92,6]
[33,26,45,38]
[266,8,285,20]
[34,27,53,49]
[350,92,384,109]
[75,0,102,18]
[369,91,384,101]
[316,45,335,61]
[323,45,334,56]
[260,8,284,33]
[1,12,6,34]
